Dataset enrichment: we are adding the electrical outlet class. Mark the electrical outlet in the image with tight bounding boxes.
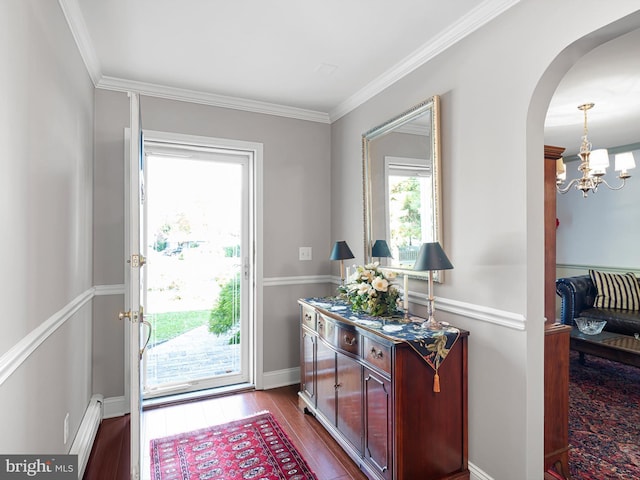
[299,247,312,261]
[64,413,70,445]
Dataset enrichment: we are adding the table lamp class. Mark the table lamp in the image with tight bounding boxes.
[413,242,453,329]
[371,239,392,263]
[330,241,354,285]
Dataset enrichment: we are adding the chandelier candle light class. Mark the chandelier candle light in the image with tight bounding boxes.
[556,103,635,197]
[413,242,453,330]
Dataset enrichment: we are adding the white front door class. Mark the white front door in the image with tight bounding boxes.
[124,92,145,479]
[124,124,264,478]
[141,136,254,397]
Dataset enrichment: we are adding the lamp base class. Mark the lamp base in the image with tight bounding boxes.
[422,297,443,329]
[421,317,443,330]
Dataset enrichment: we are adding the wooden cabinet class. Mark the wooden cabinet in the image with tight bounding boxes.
[299,299,469,480]
[544,323,572,479]
[363,367,392,480]
[543,145,572,479]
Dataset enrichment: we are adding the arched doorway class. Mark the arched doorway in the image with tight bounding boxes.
[527,11,640,478]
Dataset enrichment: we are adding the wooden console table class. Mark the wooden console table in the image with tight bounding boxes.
[299,298,469,480]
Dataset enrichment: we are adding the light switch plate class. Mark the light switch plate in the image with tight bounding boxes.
[299,247,312,261]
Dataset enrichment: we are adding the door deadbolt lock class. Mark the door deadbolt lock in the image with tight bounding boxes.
[127,254,146,268]
[118,310,140,322]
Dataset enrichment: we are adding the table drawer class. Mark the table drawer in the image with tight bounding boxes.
[317,314,336,344]
[363,336,391,374]
[337,325,360,355]
[301,306,316,330]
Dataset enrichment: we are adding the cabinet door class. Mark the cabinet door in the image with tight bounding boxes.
[336,354,363,454]
[316,338,337,424]
[301,328,316,405]
[364,368,392,480]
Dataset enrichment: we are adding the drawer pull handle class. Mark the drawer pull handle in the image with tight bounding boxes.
[304,313,312,321]
[343,335,357,346]
[370,347,383,359]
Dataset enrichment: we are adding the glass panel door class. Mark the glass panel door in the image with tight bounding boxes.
[141,143,251,398]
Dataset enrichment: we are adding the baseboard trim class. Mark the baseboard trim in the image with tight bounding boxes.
[469,462,494,480]
[103,395,128,419]
[70,394,104,479]
[261,367,300,390]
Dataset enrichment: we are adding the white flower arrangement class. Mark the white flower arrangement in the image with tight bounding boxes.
[339,262,401,316]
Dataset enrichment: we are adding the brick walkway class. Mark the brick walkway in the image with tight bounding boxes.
[144,325,239,387]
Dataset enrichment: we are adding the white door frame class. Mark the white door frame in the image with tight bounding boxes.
[123,126,265,420]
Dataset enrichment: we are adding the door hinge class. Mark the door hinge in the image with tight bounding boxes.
[128,254,146,268]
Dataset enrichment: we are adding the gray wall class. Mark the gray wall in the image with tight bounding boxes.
[92,90,333,396]
[556,147,640,269]
[330,1,640,478]
[0,0,94,453]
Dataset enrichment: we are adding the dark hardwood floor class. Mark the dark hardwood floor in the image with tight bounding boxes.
[84,384,367,480]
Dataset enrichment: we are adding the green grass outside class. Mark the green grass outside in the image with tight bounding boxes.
[148,309,212,345]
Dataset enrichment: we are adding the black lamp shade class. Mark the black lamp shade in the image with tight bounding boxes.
[330,241,355,261]
[371,240,392,258]
[413,242,453,271]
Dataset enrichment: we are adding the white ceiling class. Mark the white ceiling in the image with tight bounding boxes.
[544,28,640,157]
[64,0,639,150]
[65,0,518,121]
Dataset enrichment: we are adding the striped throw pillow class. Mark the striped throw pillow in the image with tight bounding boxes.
[589,270,640,311]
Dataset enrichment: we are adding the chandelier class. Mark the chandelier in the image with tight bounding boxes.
[556,103,635,197]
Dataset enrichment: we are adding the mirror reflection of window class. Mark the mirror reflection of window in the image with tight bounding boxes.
[363,96,441,278]
[385,157,433,267]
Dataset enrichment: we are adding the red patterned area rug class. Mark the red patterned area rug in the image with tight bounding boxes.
[150,411,318,480]
[567,351,640,479]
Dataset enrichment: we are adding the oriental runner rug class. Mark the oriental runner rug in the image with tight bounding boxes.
[150,411,318,480]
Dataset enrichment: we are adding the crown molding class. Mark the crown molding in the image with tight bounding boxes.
[97,76,331,124]
[60,0,518,124]
[329,0,521,122]
[58,0,101,85]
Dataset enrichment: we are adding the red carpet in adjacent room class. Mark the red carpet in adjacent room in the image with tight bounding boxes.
[567,351,640,479]
[149,411,318,480]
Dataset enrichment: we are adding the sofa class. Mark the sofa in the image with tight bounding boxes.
[556,273,640,337]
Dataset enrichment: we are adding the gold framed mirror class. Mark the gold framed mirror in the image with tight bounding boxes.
[362,95,442,279]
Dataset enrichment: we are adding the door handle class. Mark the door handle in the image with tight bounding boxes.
[140,320,152,360]
[118,311,131,321]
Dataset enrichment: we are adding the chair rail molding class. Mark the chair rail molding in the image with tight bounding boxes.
[0,287,95,386]
[263,275,333,287]
[94,284,126,295]
[410,292,526,331]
